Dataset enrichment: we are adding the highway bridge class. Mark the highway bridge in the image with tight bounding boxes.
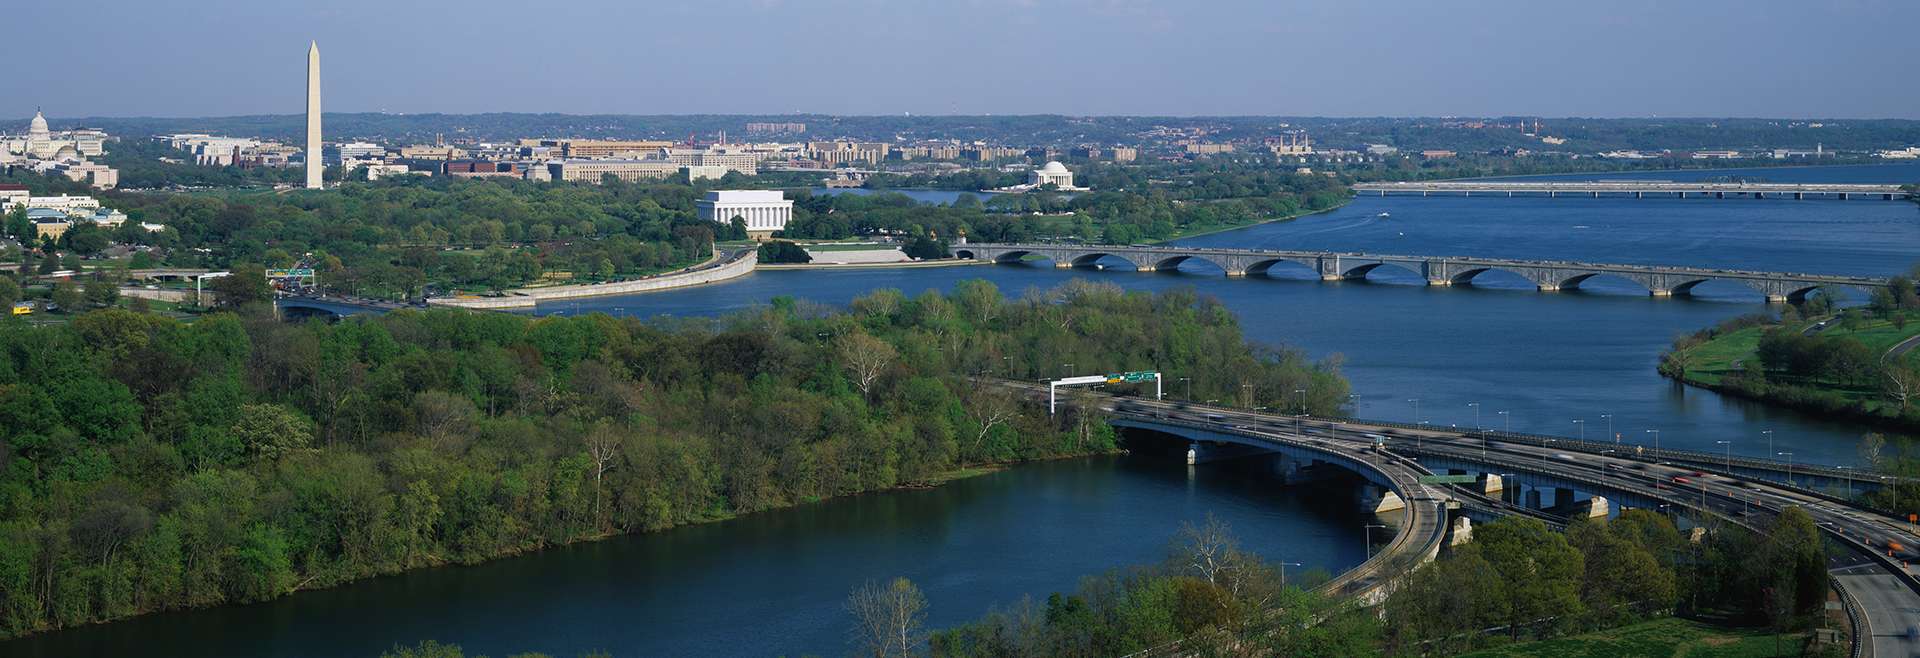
[275,294,414,320]
[1352,180,1913,200]
[1014,385,1920,657]
[954,243,1889,303]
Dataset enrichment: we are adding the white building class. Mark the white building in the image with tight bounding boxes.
[2,194,100,216]
[697,190,792,238]
[1028,161,1077,189]
[3,111,107,161]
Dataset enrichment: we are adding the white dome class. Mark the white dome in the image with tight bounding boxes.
[28,111,48,135]
[1040,160,1069,174]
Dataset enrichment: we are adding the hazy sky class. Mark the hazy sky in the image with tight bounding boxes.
[10,0,1920,120]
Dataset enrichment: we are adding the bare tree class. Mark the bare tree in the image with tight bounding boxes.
[838,332,897,398]
[583,421,624,526]
[846,577,927,658]
[1885,363,1919,410]
[1175,514,1240,588]
[1860,432,1887,470]
[963,387,1020,455]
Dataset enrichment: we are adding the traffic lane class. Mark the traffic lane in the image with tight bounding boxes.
[1837,571,1919,658]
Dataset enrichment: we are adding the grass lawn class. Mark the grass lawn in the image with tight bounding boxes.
[1455,618,1822,658]
[1685,311,1920,391]
[1685,325,1766,387]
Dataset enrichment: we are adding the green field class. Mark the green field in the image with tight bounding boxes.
[1455,618,1826,658]
[1684,311,1920,393]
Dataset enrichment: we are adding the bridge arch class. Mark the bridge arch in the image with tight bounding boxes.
[989,250,1040,265]
[1068,252,1148,270]
[1341,261,1424,282]
[952,248,976,260]
[1244,257,1317,277]
[1142,254,1241,275]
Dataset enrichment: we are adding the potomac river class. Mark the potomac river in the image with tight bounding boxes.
[7,163,1918,657]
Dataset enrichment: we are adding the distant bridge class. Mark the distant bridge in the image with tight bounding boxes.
[1352,180,1912,200]
[953,243,1889,303]
[275,295,412,320]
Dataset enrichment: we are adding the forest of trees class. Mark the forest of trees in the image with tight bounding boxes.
[927,517,1372,658]
[905,507,1831,657]
[0,280,1348,639]
[1383,509,1830,655]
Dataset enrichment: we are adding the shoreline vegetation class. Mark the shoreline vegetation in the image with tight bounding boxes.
[1659,274,1920,433]
[0,280,1349,641]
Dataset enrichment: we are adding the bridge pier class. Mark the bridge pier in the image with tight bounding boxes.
[1479,473,1506,495]
[1648,289,1673,298]
[1362,486,1406,514]
[1448,516,1474,547]
[1186,441,1277,465]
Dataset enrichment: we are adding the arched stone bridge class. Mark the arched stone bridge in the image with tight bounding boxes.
[952,243,1890,303]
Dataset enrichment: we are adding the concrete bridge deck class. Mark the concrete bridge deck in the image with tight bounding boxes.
[954,242,1890,303]
[1353,180,1912,200]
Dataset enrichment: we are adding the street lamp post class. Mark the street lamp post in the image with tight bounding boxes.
[1062,363,1074,377]
[1179,376,1191,400]
[1646,429,1660,459]
[1837,466,1853,498]
[1602,413,1614,444]
[1279,561,1303,588]
[1407,398,1421,425]
[1295,388,1308,415]
[1716,440,1733,472]
[1763,429,1773,458]
[1778,452,1794,486]
[1498,410,1510,438]
[1573,419,1584,441]
[1468,402,1481,432]
[1364,524,1389,559]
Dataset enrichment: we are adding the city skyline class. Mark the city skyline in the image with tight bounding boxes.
[9,0,1920,120]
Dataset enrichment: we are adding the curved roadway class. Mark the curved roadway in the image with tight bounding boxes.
[1048,389,1920,658]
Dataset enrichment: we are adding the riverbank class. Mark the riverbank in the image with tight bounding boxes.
[1662,311,1920,431]
[427,248,755,309]
[1152,196,1353,244]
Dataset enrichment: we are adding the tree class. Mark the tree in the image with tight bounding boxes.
[231,403,314,461]
[847,577,927,658]
[837,332,896,397]
[50,279,82,313]
[1886,363,1919,410]
[1861,432,1888,469]
[84,277,119,308]
[211,265,273,307]
[757,240,812,264]
[1474,517,1585,638]
[0,276,18,310]
[901,236,949,260]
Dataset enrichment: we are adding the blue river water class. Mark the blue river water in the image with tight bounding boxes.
[6,162,1916,657]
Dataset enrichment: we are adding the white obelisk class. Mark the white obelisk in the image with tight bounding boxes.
[304,41,323,190]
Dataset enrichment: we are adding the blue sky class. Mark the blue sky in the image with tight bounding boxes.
[9,0,1919,119]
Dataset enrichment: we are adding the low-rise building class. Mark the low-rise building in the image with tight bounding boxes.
[547,159,680,183]
[54,161,117,189]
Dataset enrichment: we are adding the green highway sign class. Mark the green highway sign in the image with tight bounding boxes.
[1104,371,1158,384]
[1418,474,1480,485]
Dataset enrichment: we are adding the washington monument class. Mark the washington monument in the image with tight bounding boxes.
[304,41,322,190]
